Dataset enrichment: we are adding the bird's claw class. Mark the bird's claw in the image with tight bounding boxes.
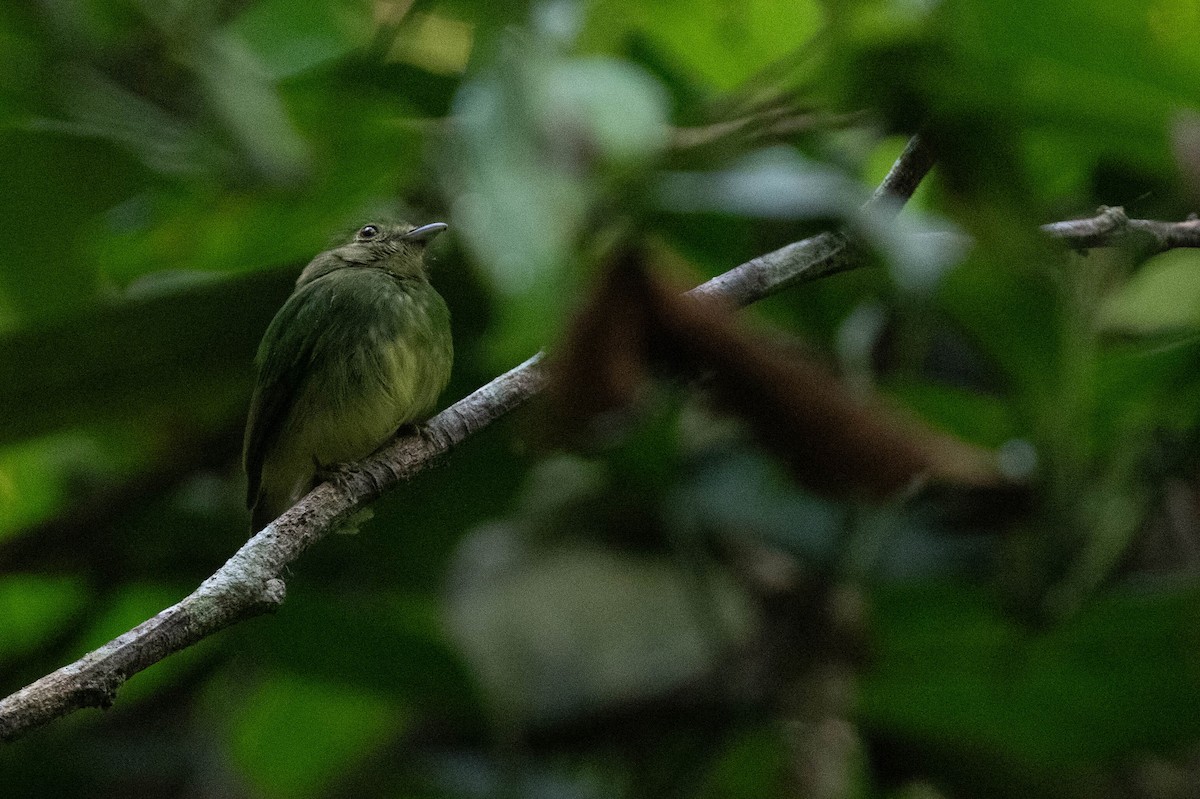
[315,459,358,491]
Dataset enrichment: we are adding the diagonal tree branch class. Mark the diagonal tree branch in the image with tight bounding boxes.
[0,133,936,742]
[868,132,938,212]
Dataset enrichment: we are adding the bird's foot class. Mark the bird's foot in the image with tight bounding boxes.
[391,422,423,441]
[313,459,377,534]
[402,421,444,449]
[315,459,359,492]
[390,422,441,455]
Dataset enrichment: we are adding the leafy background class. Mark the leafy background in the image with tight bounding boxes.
[2,0,1200,797]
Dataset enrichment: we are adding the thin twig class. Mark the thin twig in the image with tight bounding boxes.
[1,133,935,742]
[1042,206,1200,252]
[866,133,937,214]
[670,109,869,153]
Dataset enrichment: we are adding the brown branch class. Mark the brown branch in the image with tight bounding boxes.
[0,134,941,742]
[1042,206,1200,252]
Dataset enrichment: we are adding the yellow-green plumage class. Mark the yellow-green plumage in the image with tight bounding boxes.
[243,222,453,532]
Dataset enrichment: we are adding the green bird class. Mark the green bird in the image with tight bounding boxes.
[243,221,453,533]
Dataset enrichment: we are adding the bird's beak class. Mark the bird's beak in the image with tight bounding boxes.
[404,222,448,242]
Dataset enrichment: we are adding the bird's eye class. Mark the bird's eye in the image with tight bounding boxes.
[357,225,379,240]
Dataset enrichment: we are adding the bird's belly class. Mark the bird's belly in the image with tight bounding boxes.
[293,389,405,467]
[280,330,450,469]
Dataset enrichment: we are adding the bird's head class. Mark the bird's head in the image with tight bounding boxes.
[298,221,447,285]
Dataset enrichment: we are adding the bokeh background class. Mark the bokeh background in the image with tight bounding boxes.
[3,0,1200,797]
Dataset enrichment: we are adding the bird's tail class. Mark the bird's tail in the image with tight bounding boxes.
[250,489,287,534]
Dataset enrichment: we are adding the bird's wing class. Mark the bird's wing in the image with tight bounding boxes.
[242,283,325,509]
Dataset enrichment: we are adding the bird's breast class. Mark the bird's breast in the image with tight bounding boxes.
[279,271,452,468]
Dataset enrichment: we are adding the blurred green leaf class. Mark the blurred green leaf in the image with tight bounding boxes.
[227,673,405,799]
[0,268,290,446]
[445,35,669,364]
[0,575,90,662]
[185,31,312,183]
[696,725,787,799]
[231,0,371,80]
[0,426,169,541]
[245,590,477,706]
[581,0,824,93]
[887,382,1018,450]
[935,254,1062,401]
[1092,335,1200,454]
[1101,249,1200,334]
[862,580,1200,767]
[0,131,149,325]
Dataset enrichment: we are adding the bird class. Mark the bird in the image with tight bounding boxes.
[243,221,453,533]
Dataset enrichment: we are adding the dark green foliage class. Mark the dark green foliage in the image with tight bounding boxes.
[2,1,1200,797]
